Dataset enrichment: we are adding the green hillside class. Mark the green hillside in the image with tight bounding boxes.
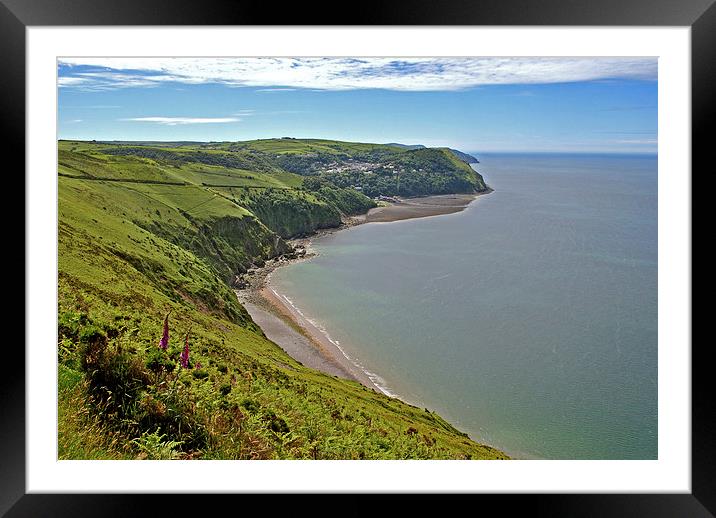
[57,139,505,460]
[94,138,489,198]
[228,138,489,198]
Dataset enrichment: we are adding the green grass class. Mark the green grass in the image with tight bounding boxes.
[58,364,135,460]
[57,140,506,460]
[222,138,405,155]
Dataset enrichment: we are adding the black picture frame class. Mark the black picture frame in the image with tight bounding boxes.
[5,0,709,515]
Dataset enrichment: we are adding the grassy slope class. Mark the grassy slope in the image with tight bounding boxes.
[218,138,404,155]
[57,140,506,460]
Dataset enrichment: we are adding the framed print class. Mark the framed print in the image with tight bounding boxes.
[6,0,710,514]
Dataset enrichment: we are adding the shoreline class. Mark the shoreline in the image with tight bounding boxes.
[357,189,492,224]
[235,190,492,395]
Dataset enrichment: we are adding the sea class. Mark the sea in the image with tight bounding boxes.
[270,153,658,459]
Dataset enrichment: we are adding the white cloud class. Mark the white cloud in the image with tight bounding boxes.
[120,117,241,125]
[57,57,657,92]
[58,76,92,87]
[255,88,298,93]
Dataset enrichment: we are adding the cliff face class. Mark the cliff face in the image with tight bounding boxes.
[57,139,505,461]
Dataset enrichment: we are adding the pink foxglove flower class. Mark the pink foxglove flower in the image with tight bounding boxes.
[180,331,190,369]
[158,313,170,350]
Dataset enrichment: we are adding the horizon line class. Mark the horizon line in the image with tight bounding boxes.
[56,138,658,155]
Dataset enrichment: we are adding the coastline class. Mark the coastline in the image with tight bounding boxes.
[356,190,491,224]
[235,190,492,395]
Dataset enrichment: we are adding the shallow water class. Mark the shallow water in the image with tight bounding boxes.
[272,153,657,459]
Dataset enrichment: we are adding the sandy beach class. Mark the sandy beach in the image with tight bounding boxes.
[235,191,491,394]
[355,191,490,223]
[241,285,383,390]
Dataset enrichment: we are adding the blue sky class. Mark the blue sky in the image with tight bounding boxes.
[58,58,657,154]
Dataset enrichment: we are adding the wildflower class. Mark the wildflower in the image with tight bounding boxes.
[158,312,170,350]
[180,330,190,369]
[194,361,202,370]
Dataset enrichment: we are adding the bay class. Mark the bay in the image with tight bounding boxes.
[271,153,658,459]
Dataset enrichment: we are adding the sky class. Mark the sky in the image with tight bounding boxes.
[57,57,658,154]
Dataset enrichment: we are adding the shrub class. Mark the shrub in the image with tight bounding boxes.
[263,410,290,434]
[135,379,209,453]
[145,348,176,374]
[81,338,149,418]
[131,429,183,460]
[78,324,106,346]
[192,369,209,380]
[240,399,260,413]
[58,311,89,341]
